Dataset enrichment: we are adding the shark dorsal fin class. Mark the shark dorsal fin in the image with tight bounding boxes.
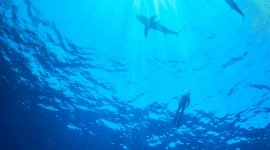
[149,15,157,21]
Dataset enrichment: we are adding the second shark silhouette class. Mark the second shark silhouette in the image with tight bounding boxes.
[225,0,245,23]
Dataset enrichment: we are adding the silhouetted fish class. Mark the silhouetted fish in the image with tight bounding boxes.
[207,34,216,40]
[225,0,245,23]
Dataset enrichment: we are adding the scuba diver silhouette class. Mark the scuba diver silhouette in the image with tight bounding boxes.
[173,91,191,127]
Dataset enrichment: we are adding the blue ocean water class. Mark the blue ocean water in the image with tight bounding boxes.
[0,0,270,149]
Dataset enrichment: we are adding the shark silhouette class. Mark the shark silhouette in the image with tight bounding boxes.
[225,0,245,23]
[136,15,185,38]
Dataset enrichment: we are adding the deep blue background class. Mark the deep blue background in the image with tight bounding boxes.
[1,0,270,149]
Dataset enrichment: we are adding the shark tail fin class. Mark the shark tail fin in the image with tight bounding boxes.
[176,25,187,36]
[242,16,245,24]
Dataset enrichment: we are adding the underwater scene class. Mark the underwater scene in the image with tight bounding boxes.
[0,0,270,149]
